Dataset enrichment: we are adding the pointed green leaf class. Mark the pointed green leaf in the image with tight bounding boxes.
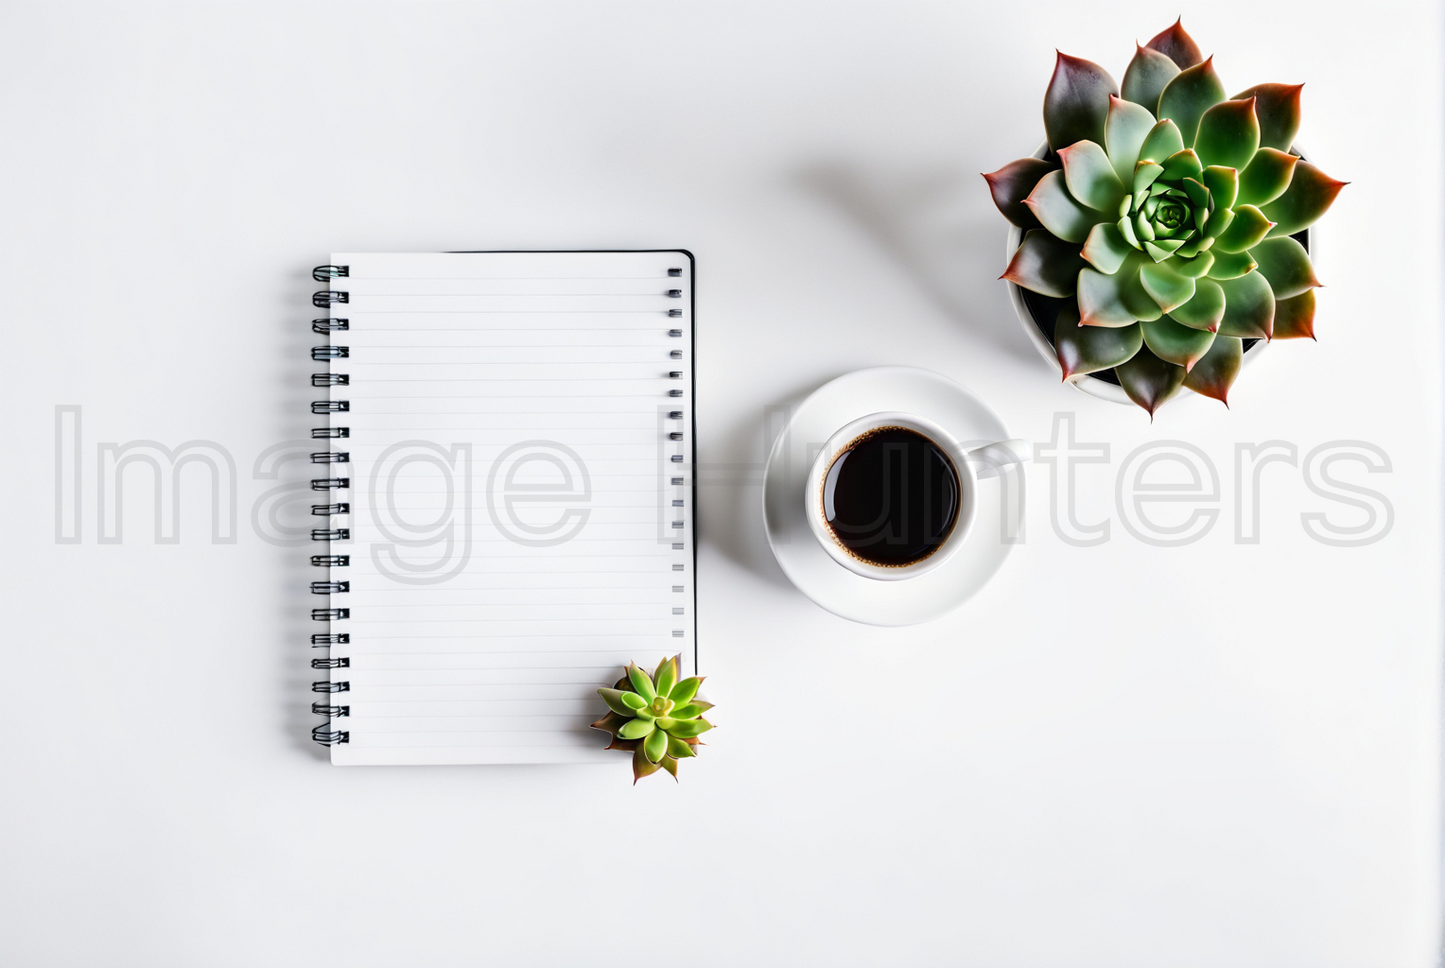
[1078,256,1160,325]
[668,718,713,739]
[1023,170,1102,243]
[1237,147,1297,206]
[653,655,679,698]
[619,690,647,711]
[982,157,1055,229]
[599,687,638,717]
[1142,238,1185,262]
[1168,278,1226,332]
[1174,235,1214,258]
[1044,52,1119,152]
[1206,248,1257,280]
[1260,161,1347,237]
[1134,209,1155,241]
[1250,236,1320,299]
[1216,270,1276,339]
[1159,148,1203,184]
[1172,251,1215,279]
[1059,140,1126,211]
[1139,260,1196,313]
[1181,176,1209,210]
[1193,98,1260,171]
[659,756,679,780]
[668,676,702,704]
[1201,166,1238,210]
[1116,345,1187,416]
[1271,290,1317,340]
[669,702,713,721]
[643,725,668,763]
[1132,161,1165,196]
[626,662,656,702]
[667,734,697,759]
[1143,315,1216,370]
[1233,83,1304,151]
[1080,222,1133,274]
[1053,305,1143,377]
[1121,43,1180,116]
[1182,335,1244,404]
[1146,18,1205,69]
[617,718,655,740]
[1201,206,1235,241]
[1104,95,1158,182]
[1213,204,1274,254]
[1157,56,1226,147]
[1137,119,1185,164]
[1116,213,1141,249]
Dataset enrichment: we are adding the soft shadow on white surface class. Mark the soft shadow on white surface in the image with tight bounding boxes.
[796,164,1038,366]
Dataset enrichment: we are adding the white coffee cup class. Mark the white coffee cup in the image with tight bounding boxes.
[804,412,1031,581]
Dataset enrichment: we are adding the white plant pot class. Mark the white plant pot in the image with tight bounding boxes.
[1003,140,1309,407]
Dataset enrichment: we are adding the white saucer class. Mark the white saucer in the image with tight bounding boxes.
[762,367,1024,626]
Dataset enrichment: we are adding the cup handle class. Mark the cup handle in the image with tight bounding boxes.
[964,438,1032,480]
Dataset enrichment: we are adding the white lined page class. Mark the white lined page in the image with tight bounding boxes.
[319,252,694,766]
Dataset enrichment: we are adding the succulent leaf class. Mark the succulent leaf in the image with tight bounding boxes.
[1059,140,1127,212]
[1104,95,1158,181]
[1080,222,1133,274]
[1233,83,1304,152]
[1206,248,1257,280]
[1182,335,1244,404]
[643,725,668,763]
[1139,260,1196,313]
[599,687,637,717]
[1159,148,1203,184]
[670,702,713,720]
[1250,237,1320,299]
[1214,204,1274,254]
[1079,256,1161,326]
[1145,18,1205,70]
[617,717,655,740]
[1116,345,1187,417]
[632,745,663,782]
[1271,290,1317,340]
[1003,231,1085,298]
[1120,43,1180,116]
[1024,170,1104,243]
[659,756,679,779]
[982,157,1055,228]
[668,718,713,739]
[1200,206,1234,242]
[653,655,679,698]
[1260,161,1346,237]
[1215,270,1276,339]
[620,690,648,711]
[1172,251,1215,278]
[1044,52,1119,151]
[1055,310,1144,378]
[1193,98,1260,171]
[667,734,697,759]
[1236,147,1298,206]
[1169,278,1226,331]
[1157,56,1226,147]
[669,677,702,704]
[626,662,656,702]
[1137,119,1185,164]
[1143,315,1216,370]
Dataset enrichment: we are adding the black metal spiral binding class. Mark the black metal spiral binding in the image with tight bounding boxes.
[311,265,351,746]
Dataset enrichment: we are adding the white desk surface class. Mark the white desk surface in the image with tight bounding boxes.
[0,3,1439,965]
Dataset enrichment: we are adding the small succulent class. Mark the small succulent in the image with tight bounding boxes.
[592,655,713,783]
[984,20,1345,414]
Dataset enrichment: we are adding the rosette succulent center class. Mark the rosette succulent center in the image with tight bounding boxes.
[590,655,713,783]
[983,19,1344,416]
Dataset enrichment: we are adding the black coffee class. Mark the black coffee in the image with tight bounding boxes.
[821,426,960,567]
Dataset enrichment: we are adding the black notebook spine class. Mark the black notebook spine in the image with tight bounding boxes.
[310,264,351,747]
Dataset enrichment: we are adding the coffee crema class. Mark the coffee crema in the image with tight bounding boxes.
[820,426,960,567]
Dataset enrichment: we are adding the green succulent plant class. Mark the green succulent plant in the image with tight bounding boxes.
[984,20,1345,414]
[592,655,713,783]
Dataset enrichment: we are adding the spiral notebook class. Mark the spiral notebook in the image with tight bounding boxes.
[308,250,696,766]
